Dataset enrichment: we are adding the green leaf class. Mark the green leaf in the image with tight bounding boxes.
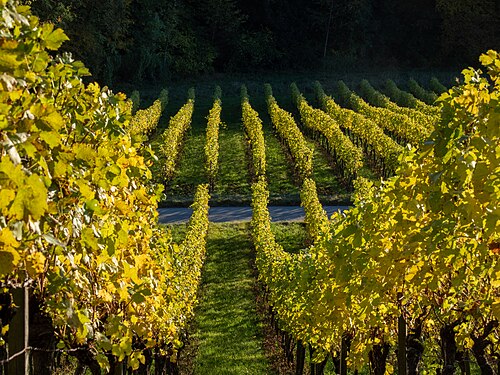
[42,111,65,131]
[0,250,17,276]
[44,28,69,51]
[31,51,49,73]
[40,130,61,148]
[85,199,102,214]
[131,292,146,304]
[0,52,22,70]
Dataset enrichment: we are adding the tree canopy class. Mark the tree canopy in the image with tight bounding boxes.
[24,0,500,86]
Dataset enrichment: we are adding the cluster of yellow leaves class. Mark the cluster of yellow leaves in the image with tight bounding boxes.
[300,178,329,244]
[157,89,195,182]
[128,93,164,136]
[0,2,210,371]
[252,52,499,372]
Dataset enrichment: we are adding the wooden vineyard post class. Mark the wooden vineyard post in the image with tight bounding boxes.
[340,333,350,375]
[309,344,315,375]
[295,341,305,375]
[7,287,29,375]
[398,315,407,375]
[112,361,124,375]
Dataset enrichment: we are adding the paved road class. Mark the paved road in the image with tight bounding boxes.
[158,206,350,224]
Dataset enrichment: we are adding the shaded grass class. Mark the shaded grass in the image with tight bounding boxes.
[213,122,252,200]
[262,125,300,203]
[175,223,272,375]
[304,138,343,196]
[150,100,208,206]
[271,222,306,254]
[169,224,188,242]
[165,122,208,202]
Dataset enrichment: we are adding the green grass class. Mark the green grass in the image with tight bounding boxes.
[169,223,309,374]
[262,125,300,203]
[271,222,306,254]
[304,138,347,198]
[164,118,208,203]
[213,122,252,201]
[150,100,209,206]
[171,223,272,375]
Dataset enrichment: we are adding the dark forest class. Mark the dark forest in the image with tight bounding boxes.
[24,0,500,84]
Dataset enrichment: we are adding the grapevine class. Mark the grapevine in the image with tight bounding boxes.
[241,85,267,179]
[291,82,363,180]
[336,80,429,146]
[408,78,438,105]
[157,89,195,182]
[430,76,447,94]
[383,79,440,117]
[0,4,209,372]
[204,86,222,186]
[314,81,402,177]
[129,89,167,136]
[265,83,313,182]
[359,79,438,131]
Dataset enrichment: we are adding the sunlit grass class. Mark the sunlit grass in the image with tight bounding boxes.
[172,223,272,375]
[165,121,208,201]
[214,123,252,199]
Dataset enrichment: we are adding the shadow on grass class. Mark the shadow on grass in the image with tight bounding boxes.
[271,222,307,255]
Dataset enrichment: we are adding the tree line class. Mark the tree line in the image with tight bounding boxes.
[25,0,500,84]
